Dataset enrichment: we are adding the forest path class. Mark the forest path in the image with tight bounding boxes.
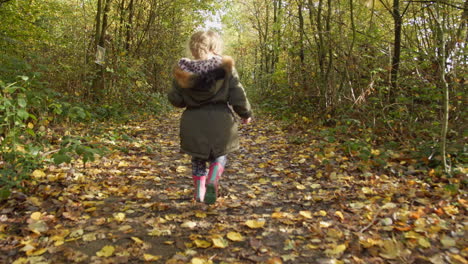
[1,111,465,264]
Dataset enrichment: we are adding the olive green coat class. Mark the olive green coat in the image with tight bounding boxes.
[168,56,252,159]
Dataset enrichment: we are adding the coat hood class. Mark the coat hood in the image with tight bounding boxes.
[173,56,234,102]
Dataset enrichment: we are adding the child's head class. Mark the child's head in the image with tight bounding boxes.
[189,31,223,60]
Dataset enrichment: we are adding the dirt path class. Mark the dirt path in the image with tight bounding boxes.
[1,112,466,264]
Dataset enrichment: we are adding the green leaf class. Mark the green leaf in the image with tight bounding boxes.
[17,98,27,108]
[17,109,29,120]
[0,188,11,201]
[53,153,72,164]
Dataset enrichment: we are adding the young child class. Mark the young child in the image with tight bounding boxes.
[168,31,252,205]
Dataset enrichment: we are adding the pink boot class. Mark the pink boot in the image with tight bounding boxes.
[192,175,206,202]
[204,162,224,204]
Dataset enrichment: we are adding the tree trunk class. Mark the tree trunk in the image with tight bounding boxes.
[91,0,112,102]
[94,0,103,47]
[435,1,450,174]
[125,0,134,51]
[298,0,307,91]
[390,0,402,102]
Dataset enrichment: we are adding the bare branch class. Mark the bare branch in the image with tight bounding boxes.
[404,1,466,10]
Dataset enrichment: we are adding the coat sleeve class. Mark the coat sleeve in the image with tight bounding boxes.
[228,69,252,119]
[167,80,187,108]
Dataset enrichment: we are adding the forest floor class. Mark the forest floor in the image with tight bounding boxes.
[0,111,466,264]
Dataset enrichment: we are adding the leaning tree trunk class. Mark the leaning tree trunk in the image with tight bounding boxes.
[434,1,450,174]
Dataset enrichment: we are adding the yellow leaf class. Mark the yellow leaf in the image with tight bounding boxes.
[82,233,96,242]
[319,221,332,228]
[96,245,115,257]
[131,237,144,244]
[194,239,212,248]
[29,248,47,256]
[176,165,188,173]
[212,237,228,248]
[113,212,125,222]
[148,229,162,236]
[324,244,346,257]
[195,211,207,218]
[362,187,373,194]
[418,237,431,248]
[118,161,129,167]
[379,240,404,259]
[181,221,197,229]
[227,231,245,242]
[296,184,306,190]
[272,212,284,218]
[318,210,327,216]
[191,257,211,264]
[305,244,319,249]
[12,258,27,264]
[245,219,265,229]
[143,254,161,261]
[299,211,312,219]
[310,183,321,189]
[450,254,468,264]
[28,197,42,207]
[441,235,456,248]
[335,211,344,221]
[30,212,42,221]
[360,237,383,248]
[31,170,46,178]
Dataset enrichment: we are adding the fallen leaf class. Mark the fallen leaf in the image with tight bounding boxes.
[30,212,42,221]
[131,236,144,244]
[245,220,265,229]
[324,244,346,257]
[28,220,48,235]
[299,211,312,219]
[194,239,211,248]
[191,257,211,264]
[31,170,46,178]
[212,237,228,248]
[181,221,197,229]
[143,254,161,261]
[113,212,126,222]
[96,245,115,257]
[334,211,344,221]
[418,237,431,248]
[441,235,456,248]
[227,231,245,242]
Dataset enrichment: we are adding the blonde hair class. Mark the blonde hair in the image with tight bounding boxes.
[189,31,223,60]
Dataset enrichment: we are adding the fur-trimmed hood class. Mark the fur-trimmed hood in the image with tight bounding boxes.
[173,56,235,90]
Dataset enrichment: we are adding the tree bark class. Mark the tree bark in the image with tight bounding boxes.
[390,0,402,102]
[435,1,450,174]
[125,0,134,51]
[298,0,307,91]
[91,0,112,102]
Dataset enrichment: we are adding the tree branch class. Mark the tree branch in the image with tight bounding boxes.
[0,0,12,7]
[404,1,466,10]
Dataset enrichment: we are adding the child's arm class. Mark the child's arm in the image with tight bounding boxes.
[228,69,252,121]
[167,80,186,108]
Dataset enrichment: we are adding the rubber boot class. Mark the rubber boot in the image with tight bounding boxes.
[192,175,206,202]
[204,162,224,205]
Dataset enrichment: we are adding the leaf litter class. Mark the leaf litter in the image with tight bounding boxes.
[0,111,466,263]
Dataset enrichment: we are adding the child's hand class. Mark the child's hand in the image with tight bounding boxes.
[242,117,252,124]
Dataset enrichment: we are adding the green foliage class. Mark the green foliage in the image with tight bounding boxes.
[0,77,42,199]
[52,135,104,168]
[0,77,104,200]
